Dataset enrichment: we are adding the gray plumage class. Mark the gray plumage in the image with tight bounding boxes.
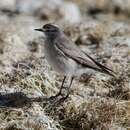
[35,24,115,77]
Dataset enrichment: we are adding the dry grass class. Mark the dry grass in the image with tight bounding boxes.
[0,10,129,129]
[43,98,128,130]
[0,54,129,130]
[105,67,130,100]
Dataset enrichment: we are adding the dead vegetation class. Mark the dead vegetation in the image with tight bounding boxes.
[0,0,130,129]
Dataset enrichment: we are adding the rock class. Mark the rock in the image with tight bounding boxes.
[37,1,81,24]
[15,0,62,15]
[60,2,81,24]
[83,0,130,18]
[0,0,16,10]
[15,0,43,14]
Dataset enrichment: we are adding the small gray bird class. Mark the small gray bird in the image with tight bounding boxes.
[35,24,116,99]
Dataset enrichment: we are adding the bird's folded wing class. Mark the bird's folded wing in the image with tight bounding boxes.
[55,37,116,77]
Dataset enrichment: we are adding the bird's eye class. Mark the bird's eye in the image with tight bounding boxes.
[45,26,50,29]
[43,25,51,30]
[43,24,58,32]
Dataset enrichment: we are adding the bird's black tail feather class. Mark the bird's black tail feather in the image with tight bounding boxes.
[83,51,117,77]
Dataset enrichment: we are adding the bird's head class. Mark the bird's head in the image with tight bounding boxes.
[35,24,60,39]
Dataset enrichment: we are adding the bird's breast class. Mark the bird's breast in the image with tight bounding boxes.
[44,42,77,75]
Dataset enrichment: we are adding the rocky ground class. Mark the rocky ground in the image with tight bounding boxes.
[0,0,130,130]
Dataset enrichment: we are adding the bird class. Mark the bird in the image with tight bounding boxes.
[35,23,116,99]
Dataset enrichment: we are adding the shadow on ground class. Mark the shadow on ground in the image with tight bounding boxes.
[0,92,66,108]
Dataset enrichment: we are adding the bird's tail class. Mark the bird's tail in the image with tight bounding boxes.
[84,52,117,77]
[94,61,117,77]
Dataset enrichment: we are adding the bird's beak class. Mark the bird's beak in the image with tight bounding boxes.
[34,28,44,32]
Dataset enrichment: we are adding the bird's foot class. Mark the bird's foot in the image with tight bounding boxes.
[49,91,69,103]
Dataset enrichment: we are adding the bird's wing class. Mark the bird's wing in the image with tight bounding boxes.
[54,36,116,77]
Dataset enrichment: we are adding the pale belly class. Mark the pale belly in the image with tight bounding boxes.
[44,41,97,77]
[44,43,77,76]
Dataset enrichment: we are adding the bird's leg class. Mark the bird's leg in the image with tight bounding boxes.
[63,76,74,99]
[56,76,66,97]
[49,76,74,100]
[49,76,66,99]
[57,76,74,98]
